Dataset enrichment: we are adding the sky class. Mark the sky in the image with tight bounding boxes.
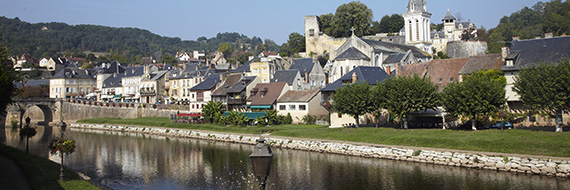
[0,0,545,44]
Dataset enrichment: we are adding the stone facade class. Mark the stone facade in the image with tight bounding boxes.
[446,41,488,58]
[304,15,349,60]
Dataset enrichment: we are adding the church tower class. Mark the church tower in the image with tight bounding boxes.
[442,9,457,42]
[403,0,432,54]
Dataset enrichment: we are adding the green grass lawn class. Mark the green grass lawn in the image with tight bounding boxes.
[79,117,570,158]
[0,144,100,190]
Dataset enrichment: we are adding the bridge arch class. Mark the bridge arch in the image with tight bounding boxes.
[5,98,59,127]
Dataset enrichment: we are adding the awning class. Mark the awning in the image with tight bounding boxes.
[222,112,267,120]
[250,105,271,109]
[177,113,202,117]
[113,94,122,99]
[101,95,111,99]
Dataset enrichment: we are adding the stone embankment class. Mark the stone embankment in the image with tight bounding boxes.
[71,123,570,178]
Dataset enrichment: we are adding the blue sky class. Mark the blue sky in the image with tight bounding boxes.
[0,0,543,44]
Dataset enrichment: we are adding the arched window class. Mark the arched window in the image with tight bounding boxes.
[340,66,344,77]
[416,20,420,41]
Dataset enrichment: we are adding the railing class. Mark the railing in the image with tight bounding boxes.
[227,99,246,105]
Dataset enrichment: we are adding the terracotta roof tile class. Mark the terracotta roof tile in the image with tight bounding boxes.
[249,82,287,106]
[398,58,469,91]
[277,89,320,103]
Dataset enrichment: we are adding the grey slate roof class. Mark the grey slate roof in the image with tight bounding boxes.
[321,66,390,92]
[52,67,96,79]
[271,70,299,85]
[227,76,257,94]
[384,52,408,64]
[233,58,259,73]
[24,79,49,87]
[431,31,444,39]
[290,58,315,77]
[443,10,455,21]
[502,36,570,71]
[335,47,370,60]
[101,62,125,74]
[361,39,432,59]
[190,73,222,91]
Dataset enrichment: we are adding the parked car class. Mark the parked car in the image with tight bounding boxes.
[487,121,513,129]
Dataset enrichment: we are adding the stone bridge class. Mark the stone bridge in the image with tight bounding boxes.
[5,98,62,127]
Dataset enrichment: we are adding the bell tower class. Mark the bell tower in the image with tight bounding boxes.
[403,0,432,54]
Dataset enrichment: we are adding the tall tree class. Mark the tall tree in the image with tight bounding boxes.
[217,42,233,58]
[442,70,506,130]
[332,82,374,127]
[280,32,305,57]
[330,1,373,37]
[377,75,440,129]
[0,37,17,113]
[513,60,570,132]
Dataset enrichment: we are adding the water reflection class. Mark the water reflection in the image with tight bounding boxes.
[2,125,569,190]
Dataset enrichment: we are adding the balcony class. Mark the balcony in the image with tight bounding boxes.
[227,98,246,105]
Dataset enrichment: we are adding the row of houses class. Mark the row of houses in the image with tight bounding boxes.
[42,32,570,127]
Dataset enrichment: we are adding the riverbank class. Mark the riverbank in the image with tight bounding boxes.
[71,122,570,178]
[0,143,100,190]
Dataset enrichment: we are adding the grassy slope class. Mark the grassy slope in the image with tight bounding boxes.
[0,144,100,190]
[79,117,570,157]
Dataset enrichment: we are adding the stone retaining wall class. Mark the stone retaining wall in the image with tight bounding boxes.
[71,123,570,178]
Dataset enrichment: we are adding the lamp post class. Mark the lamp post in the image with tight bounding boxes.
[57,120,67,181]
[249,138,274,190]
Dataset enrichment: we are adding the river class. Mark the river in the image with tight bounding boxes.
[1,125,569,190]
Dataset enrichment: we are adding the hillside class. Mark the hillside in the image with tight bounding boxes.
[486,0,570,53]
[0,16,279,63]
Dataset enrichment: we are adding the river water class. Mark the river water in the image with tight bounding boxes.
[1,125,569,190]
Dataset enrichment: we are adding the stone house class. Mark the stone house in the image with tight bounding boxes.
[321,66,391,128]
[211,73,243,107]
[189,73,223,113]
[49,67,96,99]
[276,89,328,124]
[226,76,260,111]
[501,35,570,126]
[290,58,327,89]
[248,82,288,110]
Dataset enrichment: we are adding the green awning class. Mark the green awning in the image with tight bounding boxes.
[250,105,271,109]
[222,112,267,120]
[113,94,122,99]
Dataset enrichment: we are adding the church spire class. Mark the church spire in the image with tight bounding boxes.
[407,0,427,13]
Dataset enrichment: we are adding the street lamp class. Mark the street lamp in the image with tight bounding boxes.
[249,138,274,190]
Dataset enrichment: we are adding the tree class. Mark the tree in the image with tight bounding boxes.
[330,1,373,37]
[513,60,570,132]
[202,101,226,123]
[280,32,305,57]
[376,75,440,129]
[160,54,177,65]
[332,82,374,127]
[218,42,233,59]
[442,70,506,130]
[0,37,17,113]
[318,13,335,36]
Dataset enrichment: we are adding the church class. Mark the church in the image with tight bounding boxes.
[326,0,433,82]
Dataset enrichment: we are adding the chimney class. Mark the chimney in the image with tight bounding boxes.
[395,63,401,76]
[501,47,509,61]
[385,66,391,76]
[545,33,554,38]
[305,71,309,83]
[512,35,520,41]
[351,72,357,83]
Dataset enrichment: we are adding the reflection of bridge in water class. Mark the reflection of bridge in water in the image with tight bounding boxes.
[5,98,62,127]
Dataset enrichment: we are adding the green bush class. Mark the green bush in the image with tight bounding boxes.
[302,115,317,125]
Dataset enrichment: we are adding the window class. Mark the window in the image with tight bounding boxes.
[506,60,514,66]
[321,81,325,87]
[253,69,258,74]
[438,78,443,83]
[449,77,454,83]
[299,105,306,111]
[263,68,267,74]
[279,105,286,110]
[289,105,296,110]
